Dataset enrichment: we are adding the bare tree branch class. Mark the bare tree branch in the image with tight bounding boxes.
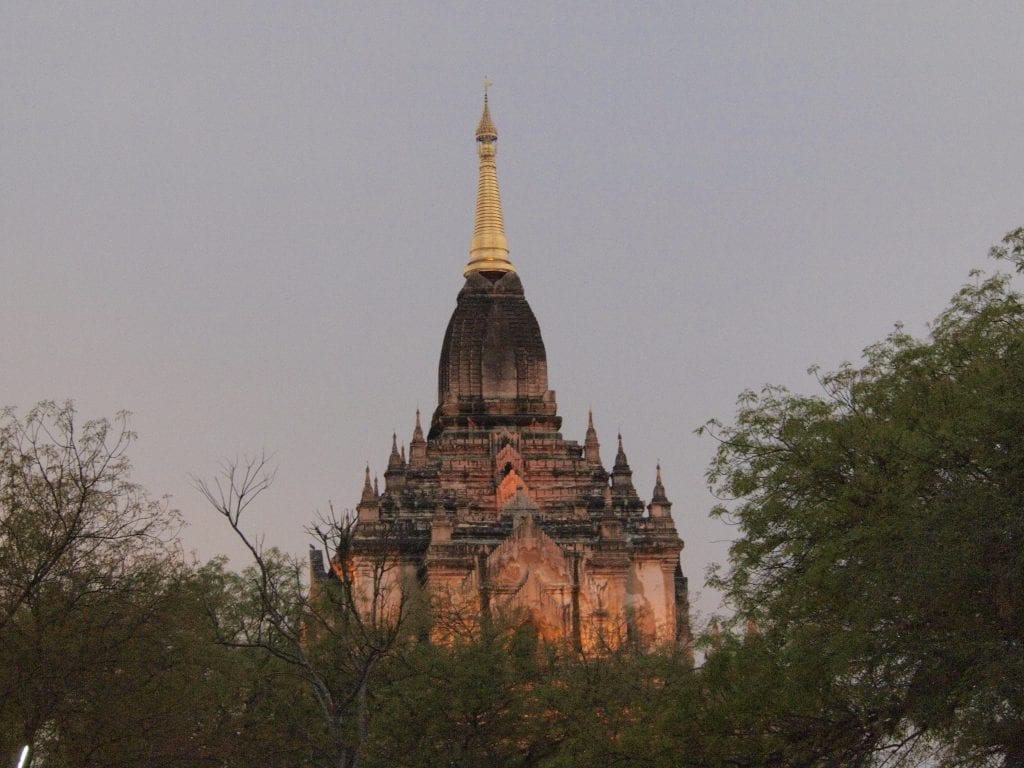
[194,455,411,768]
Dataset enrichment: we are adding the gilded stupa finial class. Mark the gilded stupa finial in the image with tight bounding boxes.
[465,83,515,278]
[476,81,497,142]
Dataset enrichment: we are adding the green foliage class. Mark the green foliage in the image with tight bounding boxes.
[0,403,320,768]
[365,627,548,767]
[701,228,1024,766]
[0,401,178,634]
[362,625,699,768]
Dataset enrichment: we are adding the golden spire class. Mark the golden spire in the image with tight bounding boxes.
[465,85,515,277]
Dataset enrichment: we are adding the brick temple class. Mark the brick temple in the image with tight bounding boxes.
[324,95,688,651]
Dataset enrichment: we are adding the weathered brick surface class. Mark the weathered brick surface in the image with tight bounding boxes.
[347,271,689,651]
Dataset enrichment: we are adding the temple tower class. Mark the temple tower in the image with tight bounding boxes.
[333,94,689,651]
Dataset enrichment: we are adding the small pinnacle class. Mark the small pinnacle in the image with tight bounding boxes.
[652,462,669,503]
[388,433,403,468]
[361,465,374,500]
[412,408,425,442]
[614,433,630,472]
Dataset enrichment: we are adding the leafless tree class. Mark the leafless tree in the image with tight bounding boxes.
[193,454,411,768]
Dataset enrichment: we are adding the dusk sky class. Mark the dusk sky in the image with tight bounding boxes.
[4,2,1023,623]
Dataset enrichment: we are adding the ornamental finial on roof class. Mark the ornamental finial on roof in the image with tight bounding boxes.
[652,462,669,503]
[465,85,515,278]
[361,465,375,502]
[614,433,630,471]
[388,432,403,469]
[476,79,497,142]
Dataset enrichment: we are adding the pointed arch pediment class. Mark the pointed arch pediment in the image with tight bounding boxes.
[496,469,529,509]
[486,514,570,641]
[494,436,524,481]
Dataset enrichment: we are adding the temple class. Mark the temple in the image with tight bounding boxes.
[322,94,688,651]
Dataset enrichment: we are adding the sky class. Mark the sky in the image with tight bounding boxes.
[3,2,1023,625]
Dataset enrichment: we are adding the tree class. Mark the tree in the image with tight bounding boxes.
[0,401,176,635]
[0,402,180,764]
[360,619,562,768]
[0,403,313,768]
[700,229,1024,766]
[358,606,714,768]
[195,455,416,768]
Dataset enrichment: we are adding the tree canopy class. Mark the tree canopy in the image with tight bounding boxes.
[701,228,1024,766]
[0,404,321,767]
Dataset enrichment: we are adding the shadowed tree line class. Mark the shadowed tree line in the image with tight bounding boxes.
[3,229,1022,767]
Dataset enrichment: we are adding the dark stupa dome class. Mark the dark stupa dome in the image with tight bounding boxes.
[438,271,548,403]
[430,271,558,438]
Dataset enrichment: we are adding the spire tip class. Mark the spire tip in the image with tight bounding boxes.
[466,89,514,278]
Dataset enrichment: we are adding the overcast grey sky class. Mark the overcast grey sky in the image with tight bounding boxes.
[3,2,1022,623]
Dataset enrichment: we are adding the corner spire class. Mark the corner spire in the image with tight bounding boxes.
[410,409,427,467]
[384,432,407,493]
[388,432,403,469]
[648,461,673,521]
[652,462,668,503]
[585,409,603,467]
[611,433,635,493]
[361,465,375,502]
[465,86,515,278]
[614,433,629,470]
